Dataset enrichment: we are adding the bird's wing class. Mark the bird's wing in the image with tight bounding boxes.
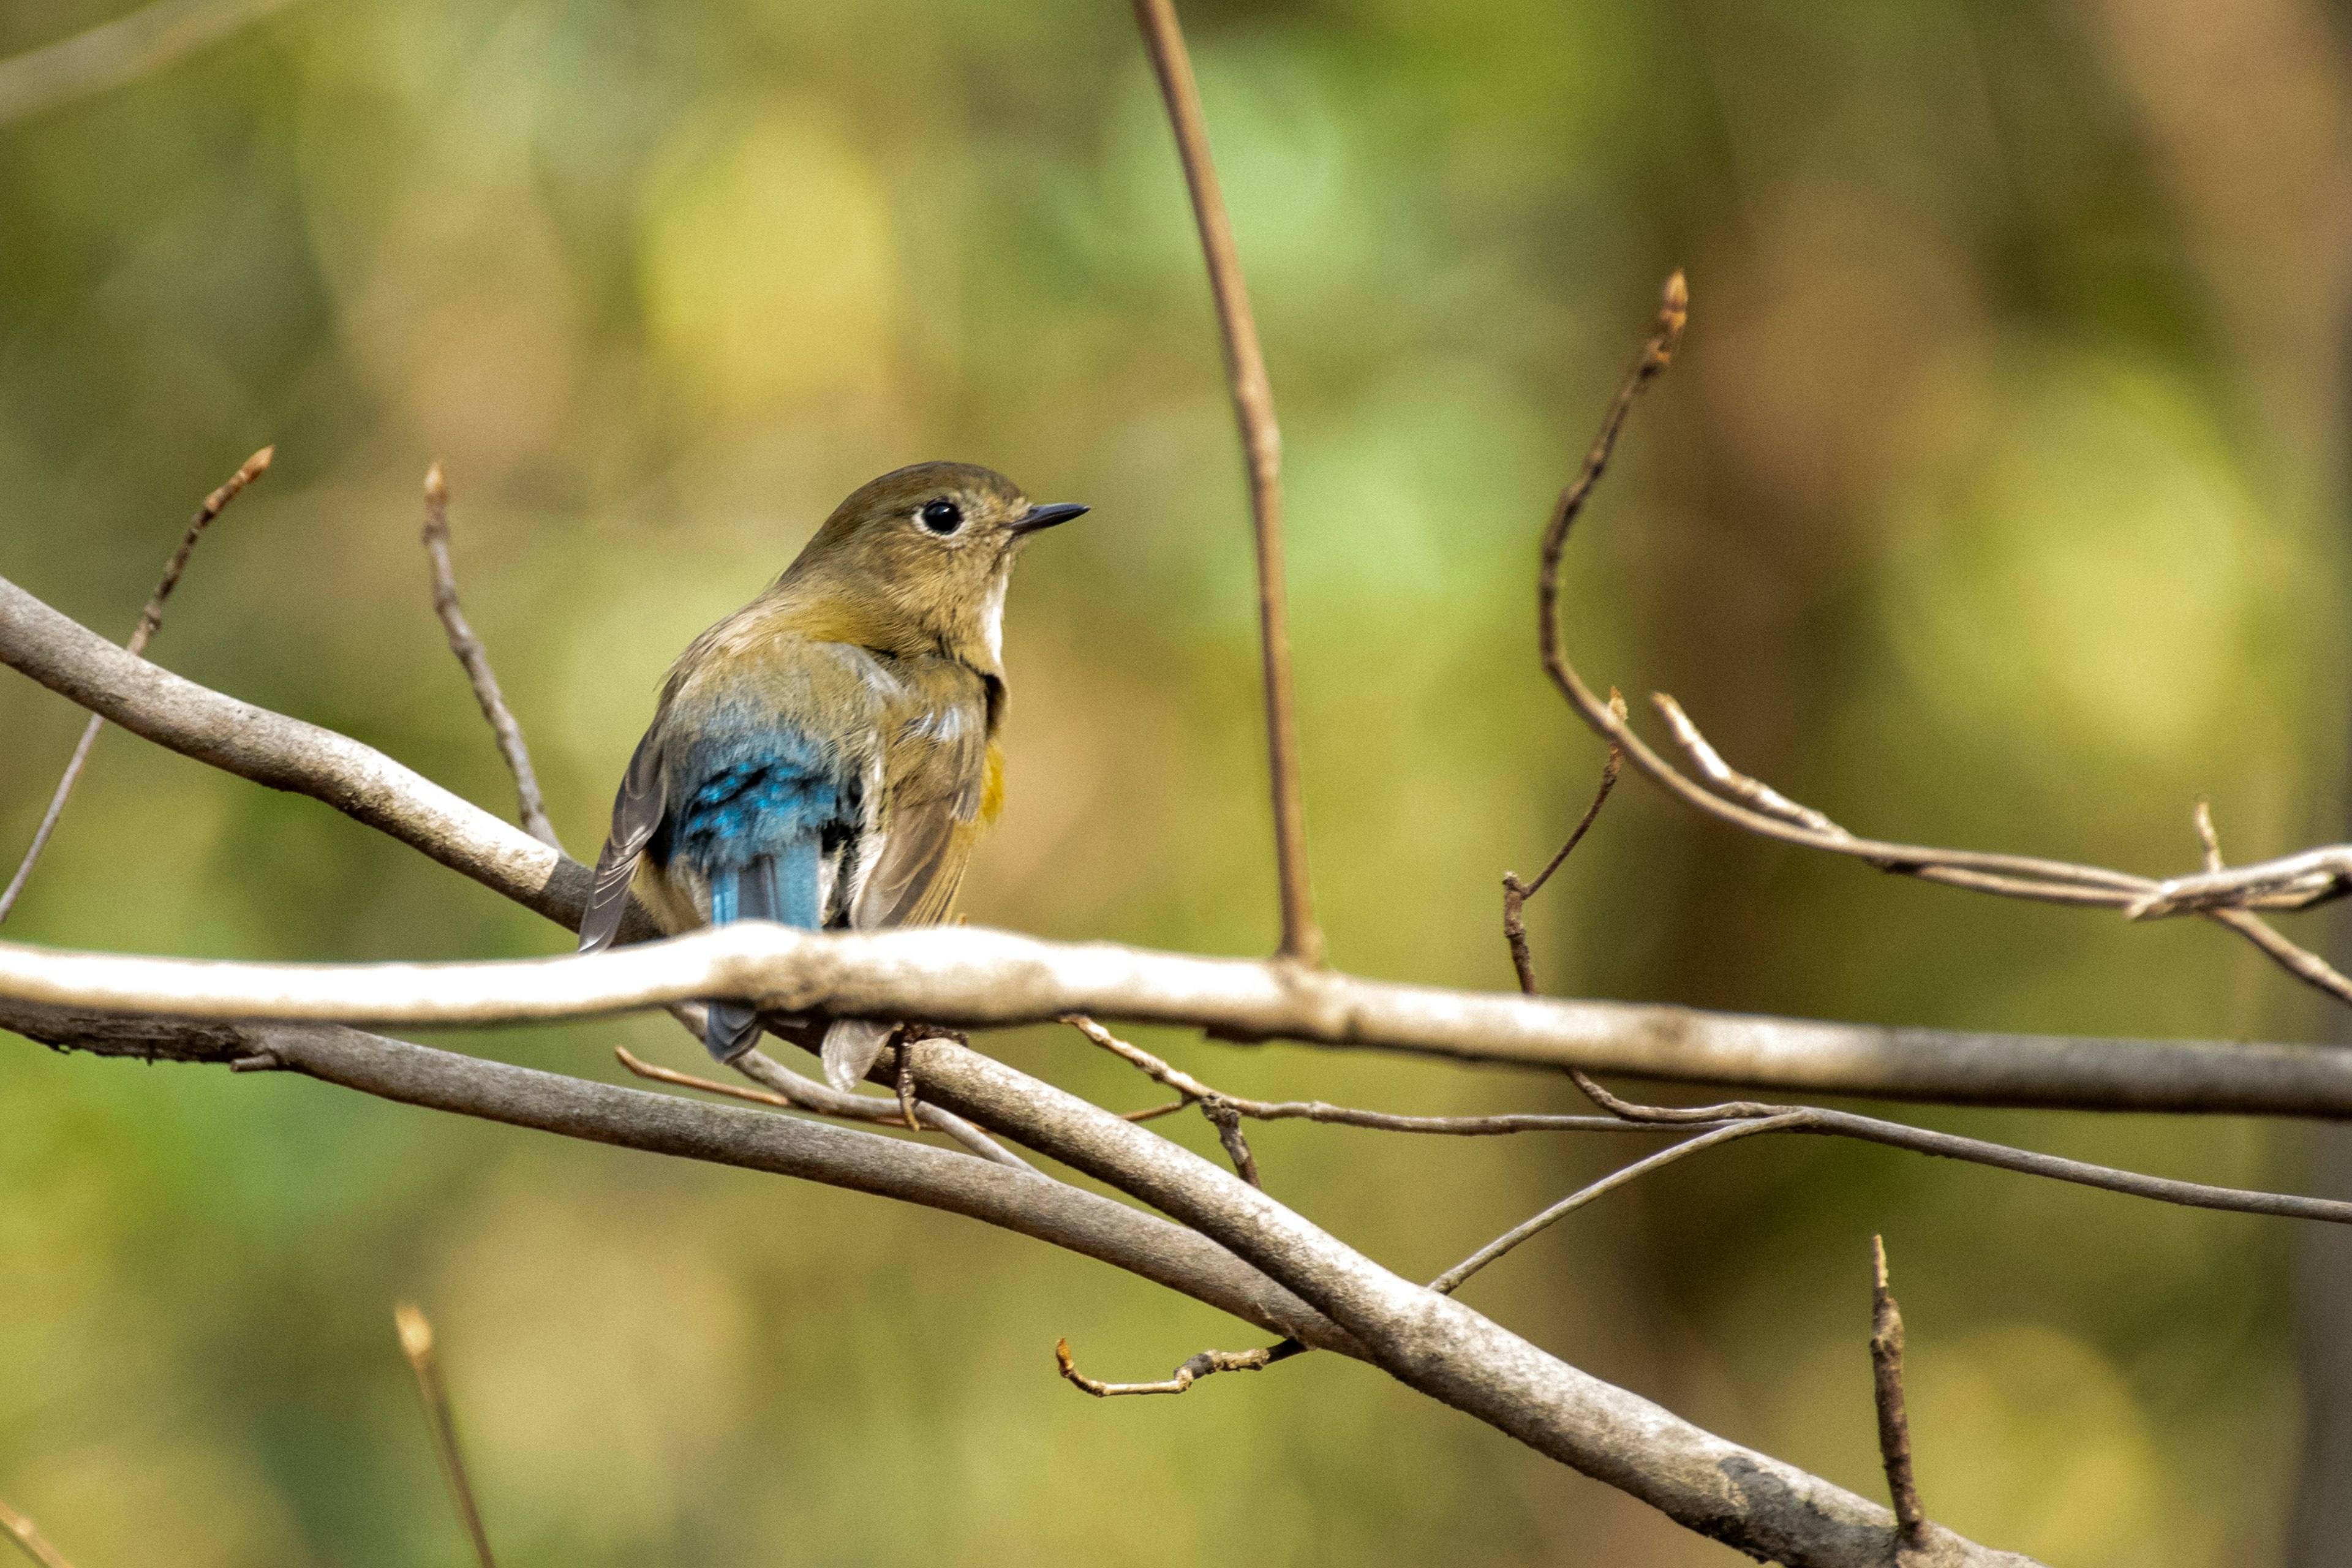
[850,679,994,932]
[578,726,665,952]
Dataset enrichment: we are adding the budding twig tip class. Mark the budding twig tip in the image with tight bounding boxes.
[424,461,448,505]
[394,1300,434,1359]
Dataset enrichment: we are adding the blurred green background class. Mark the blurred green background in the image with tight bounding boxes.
[2,0,2346,1562]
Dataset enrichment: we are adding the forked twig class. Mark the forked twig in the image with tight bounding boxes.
[1131,0,1321,967]
[0,446,272,924]
[394,1302,496,1568]
[0,1496,75,1568]
[1504,690,1626,993]
[1871,1237,1929,1561]
[1528,274,2352,1009]
[421,465,560,850]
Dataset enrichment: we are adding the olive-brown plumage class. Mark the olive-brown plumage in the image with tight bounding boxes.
[579,461,1087,1083]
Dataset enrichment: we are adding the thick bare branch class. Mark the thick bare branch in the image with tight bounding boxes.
[880,1031,2038,1567]
[15,567,2352,1117]
[10,916,2352,1117]
[420,464,560,851]
[0,570,646,943]
[1,446,271,924]
[0,0,303,127]
[2,995,2041,1562]
[1,997,1364,1359]
[1131,0,1321,967]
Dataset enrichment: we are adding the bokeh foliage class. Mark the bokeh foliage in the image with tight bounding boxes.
[2,0,2347,1562]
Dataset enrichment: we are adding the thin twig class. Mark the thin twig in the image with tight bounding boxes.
[1427,1117,1804,1295]
[1871,1237,1929,1560]
[1065,1014,1653,1136]
[0,0,304,127]
[2194,798,2224,874]
[421,465,560,851]
[1469,704,2352,1294]
[618,1038,1031,1171]
[1505,697,1627,993]
[1529,275,2352,1012]
[0,446,271,924]
[727,1044,1033,1171]
[394,1302,496,1568]
[1131,0,1320,967]
[0,1496,75,1568]
[1056,1335,1302,1396]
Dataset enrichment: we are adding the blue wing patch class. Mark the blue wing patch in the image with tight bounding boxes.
[662,729,863,1061]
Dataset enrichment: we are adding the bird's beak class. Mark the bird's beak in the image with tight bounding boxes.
[1011,502,1090,535]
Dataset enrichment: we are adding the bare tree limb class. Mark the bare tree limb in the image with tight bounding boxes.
[1,995,2045,1563]
[18,567,2352,1117]
[0,446,271,924]
[1131,0,1321,967]
[394,1302,496,1568]
[1871,1237,1929,1566]
[0,1496,74,1568]
[420,464,560,851]
[0,0,303,127]
[13,910,2352,1117]
[876,1031,2041,1567]
[1,997,1366,1360]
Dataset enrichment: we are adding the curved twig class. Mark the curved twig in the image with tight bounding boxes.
[1533,276,2352,1008]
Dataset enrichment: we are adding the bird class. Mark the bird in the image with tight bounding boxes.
[576,461,1087,1087]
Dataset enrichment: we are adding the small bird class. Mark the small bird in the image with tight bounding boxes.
[578,461,1087,1085]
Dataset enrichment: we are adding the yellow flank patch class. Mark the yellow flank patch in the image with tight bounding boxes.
[981,742,1005,824]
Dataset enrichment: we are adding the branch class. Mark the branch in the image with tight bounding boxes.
[420,464,560,850]
[9,914,2352,1117]
[1056,1335,1300,1396]
[394,1303,496,1568]
[1131,0,1321,967]
[2,994,2041,1562]
[0,1497,74,1568]
[0,569,644,943]
[1871,1238,1929,1564]
[1528,276,2352,1010]
[17,568,2352,1116]
[2,997,1364,1359]
[0,446,271,924]
[872,1030,2040,1566]
[0,0,303,127]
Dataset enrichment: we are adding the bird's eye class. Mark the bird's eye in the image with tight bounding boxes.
[919,499,963,535]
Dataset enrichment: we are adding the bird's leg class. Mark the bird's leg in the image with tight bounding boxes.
[891,1023,974,1131]
[892,1025,921,1129]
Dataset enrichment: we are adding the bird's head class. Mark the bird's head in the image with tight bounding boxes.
[774,461,1087,672]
